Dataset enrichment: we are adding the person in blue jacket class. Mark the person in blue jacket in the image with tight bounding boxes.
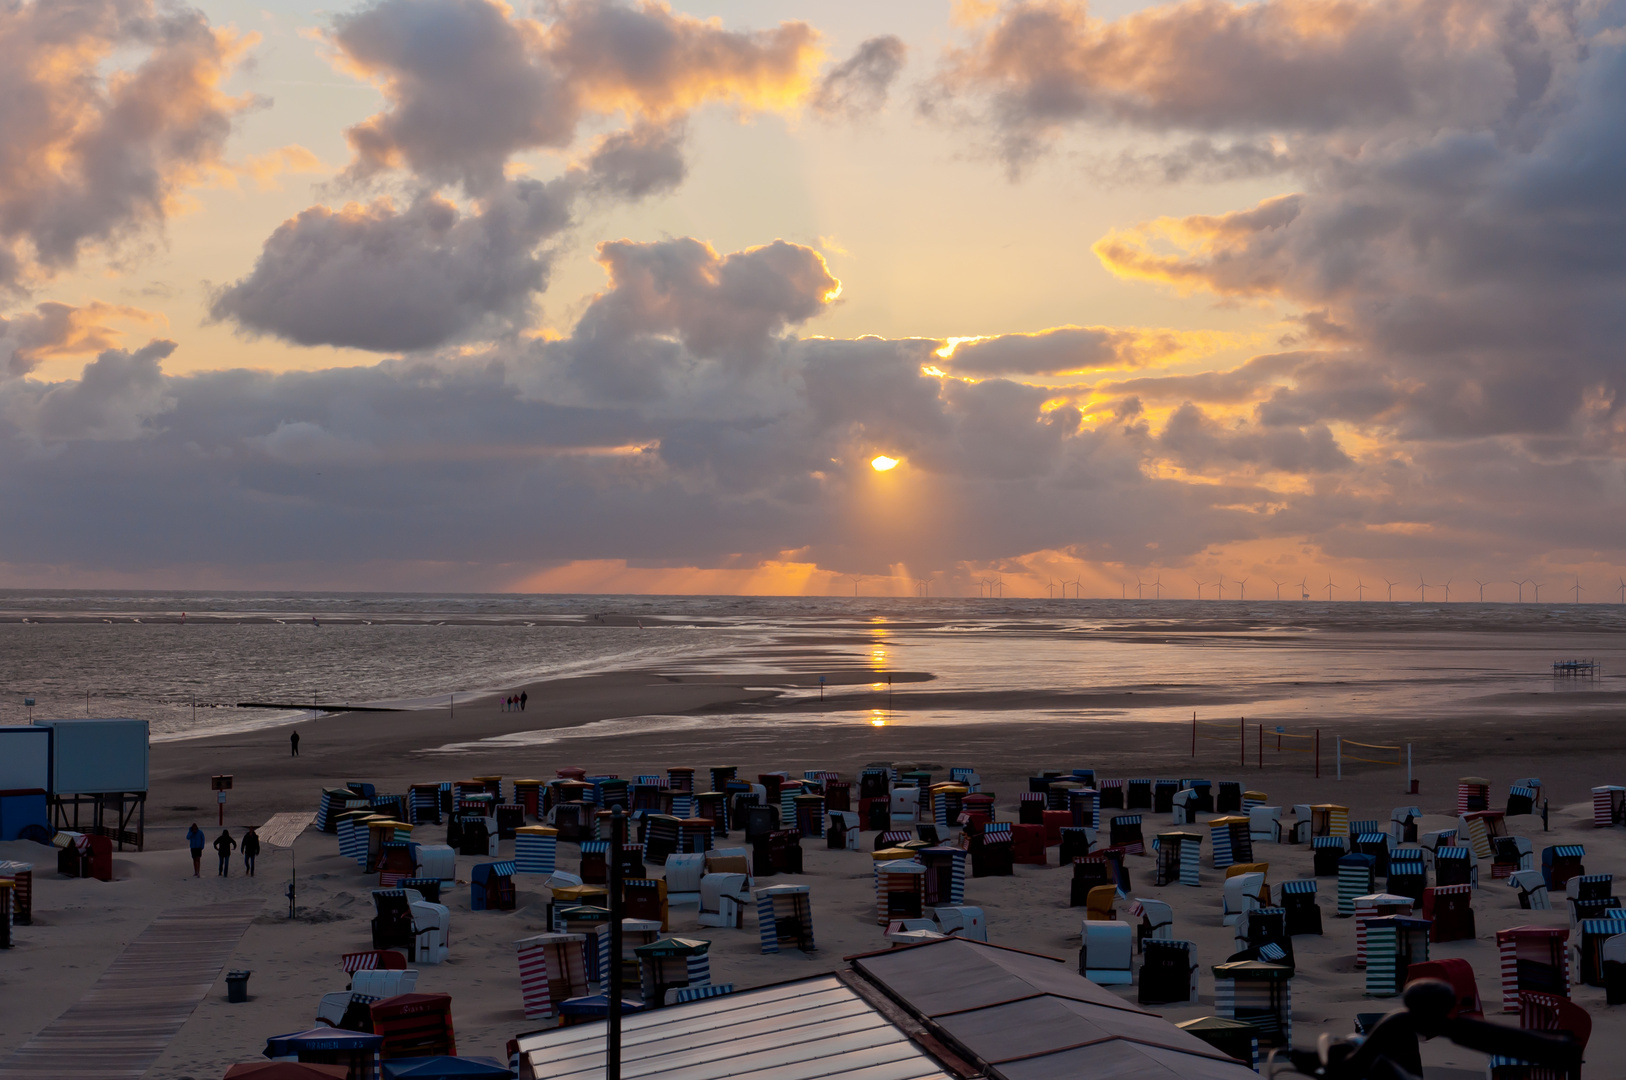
[187,823,205,877]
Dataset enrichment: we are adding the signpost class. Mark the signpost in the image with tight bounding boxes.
[212,774,233,825]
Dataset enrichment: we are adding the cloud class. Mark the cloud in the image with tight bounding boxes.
[3,339,176,442]
[0,0,254,294]
[208,177,573,351]
[0,301,166,379]
[929,0,1582,171]
[332,0,821,193]
[941,324,1220,376]
[1158,401,1352,474]
[811,35,907,119]
[581,119,688,199]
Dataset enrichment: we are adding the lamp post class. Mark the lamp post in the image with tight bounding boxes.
[607,806,625,1080]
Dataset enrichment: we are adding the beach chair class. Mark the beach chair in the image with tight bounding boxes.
[1592,786,1625,827]
[636,937,711,1008]
[1249,806,1282,845]
[352,968,419,1000]
[890,787,920,826]
[920,847,967,906]
[676,818,715,856]
[1496,926,1571,1011]
[1108,814,1146,855]
[1420,829,1457,866]
[372,890,416,951]
[407,899,449,964]
[793,794,825,838]
[1216,782,1243,813]
[1058,826,1096,864]
[693,792,728,835]
[751,829,802,877]
[1338,854,1377,916]
[755,884,814,953]
[1435,845,1477,888]
[1016,792,1045,826]
[1493,836,1534,879]
[1171,789,1200,825]
[1209,816,1253,869]
[377,842,416,888]
[1310,804,1349,838]
[1085,884,1118,921]
[1223,873,1268,926]
[1153,831,1202,887]
[369,992,455,1058]
[970,823,1014,877]
[1139,939,1198,1004]
[934,905,987,941]
[1365,915,1431,997]
[959,794,993,830]
[1153,780,1181,814]
[1354,893,1415,967]
[513,826,557,876]
[697,873,748,928]
[662,852,704,910]
[1079,920,1133,985]
[1312,836,1346,876]
[1126,779,1152,810]
[469,862,516,911]
[1492,991,1591,1080]
[1243,790,1267,813]
[1178,1017,1260,1071]
[1390,806,1421,844]
[1071,858,1112,906]
[516,933,586,1020]
[1576,918,1626,987]
[1506,784,1539,818]
[1280,880,1322,936]
[1185,780,1215,813]
[1460,810,1508,860]
[876,860,928,924]
[0,863,32,927]
[1213,960,1293,1047]
[1388,850,1428,903]
[1098,779,1124,810]
[826,811,860,851]
[1067,788,1100,830]
[1566,875,1618,927]
[1510,869,1551,910]
[1407,958,1482,1019]
[1234,906,1294,971]
[824,780,851,812]
[1457,777,1491,814]
[1354,832,1392,876]
[640,815,682,865]
[1542,845,1585,892]
[1602,934,1626,1005]
[1423,884,1474,943]
[594,918,660,996]
[1011,823,1047,865]
[741,804,777,844]
[1129,898,1174,952]
[1040,809,1070,846]
[622,878,668,930]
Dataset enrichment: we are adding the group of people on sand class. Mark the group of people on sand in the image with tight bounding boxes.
[186,823,260,878]
[502,690,528,712]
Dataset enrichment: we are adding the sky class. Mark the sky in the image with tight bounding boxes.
[2,0,1625,599]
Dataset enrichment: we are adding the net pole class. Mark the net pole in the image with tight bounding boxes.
[1407,744,1412,793]
[1191,712,1196,758]
[1337,737,1342,781]
[1239,717,1245,768]
[1315,729,1320,779]
[1258,724,1263,769]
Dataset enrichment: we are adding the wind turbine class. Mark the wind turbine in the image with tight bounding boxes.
[1119,581,1126,599]
[1324,575,1336,601]
[1047,578,1059,599]
[1135,577,1146,600]
[1617,576,1625,604]
[1235,577,1248,601]
[1416,574,1428,601]
[1442,579,1452,602]
[1383,578,1399,601]
[1354,578,1367,601]
[1512,578,1528,602]
[1215,577,1226,600]
[849,575,865,597]
[1571,575,1584,604]
[915,578,930,597]
[1066,578,1082,599]
[1153,575,1165,599]
[1191,576,1207,600]
[1270,578,1285,600]
[1298,576,1310,600]
[992,576,1004,598]
[1473,579,1488,602]
[1531,581,1545,603]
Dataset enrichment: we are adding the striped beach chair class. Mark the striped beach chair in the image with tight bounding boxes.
[514,826,557,874]
[1592,786,1625,827]
[1338,853,1377,916]
[1365,915,1431,997]
[516,932,586,1019]
[1496,926,1570,1011]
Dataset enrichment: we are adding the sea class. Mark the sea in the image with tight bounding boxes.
[0,590,1621,742]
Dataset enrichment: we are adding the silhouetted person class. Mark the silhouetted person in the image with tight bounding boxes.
[291,730,300,756]
[214,829,236,876]
[187,823,204,877]
[242,827,260,876]
[520,690,528,711]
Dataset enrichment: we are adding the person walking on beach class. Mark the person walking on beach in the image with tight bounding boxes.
[520,690,527,711]
[214,829,236,876]
[187,823,204,877]
[291,730,300,756]
[242,826,260,876]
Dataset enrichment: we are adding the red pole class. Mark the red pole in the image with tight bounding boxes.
[1315,728,1321,779]
[1191,712,1196,758]
[1258,724,1263,768]
[1239,716,1244,768]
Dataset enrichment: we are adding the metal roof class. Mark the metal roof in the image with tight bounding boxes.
[850,938,1256,1080]
[515,975,951,1080]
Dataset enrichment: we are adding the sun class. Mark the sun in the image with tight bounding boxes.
[870,455,899,472]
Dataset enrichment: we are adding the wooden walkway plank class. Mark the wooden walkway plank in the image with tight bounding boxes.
[0,900,262,1080]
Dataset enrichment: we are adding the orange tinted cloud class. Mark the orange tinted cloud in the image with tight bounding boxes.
[1,300,167,378]
[1093,195,1303,297]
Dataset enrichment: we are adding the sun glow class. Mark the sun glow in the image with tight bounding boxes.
[870,455,899,471]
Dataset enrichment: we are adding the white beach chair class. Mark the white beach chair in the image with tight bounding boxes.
[415,843,456,884]
[1130,898,1174,951]
[1249,806,1282,845]
[1080,920,1134,985]
[410,901,449,963]
[1223,872,1267,926]
[664,853,706,908]
[934,906,987,942]
[1509,869,1550,910]
[697,872,750,928]
[544,870,583,889]
[316,992,352,1026]
[1390,806,1422,844]
[890,786,920,826]
[829,810,861,850]
[352,968,419,997]
[1172,789,1199,825]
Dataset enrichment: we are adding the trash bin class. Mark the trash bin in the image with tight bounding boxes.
[226,969,251,1003]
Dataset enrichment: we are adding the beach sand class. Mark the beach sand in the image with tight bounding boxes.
[3,666,1624,1079]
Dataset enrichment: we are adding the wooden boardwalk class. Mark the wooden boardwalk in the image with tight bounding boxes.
[0,900,261,1079]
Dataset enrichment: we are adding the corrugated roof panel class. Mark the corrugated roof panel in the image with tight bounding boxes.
[936,996,1193,1060]
[852,939,1144,1018]
[519,976,950,1080]
[995,1040,1254,1080]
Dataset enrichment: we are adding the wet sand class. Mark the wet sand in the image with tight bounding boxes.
[3,662,1624,1079]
